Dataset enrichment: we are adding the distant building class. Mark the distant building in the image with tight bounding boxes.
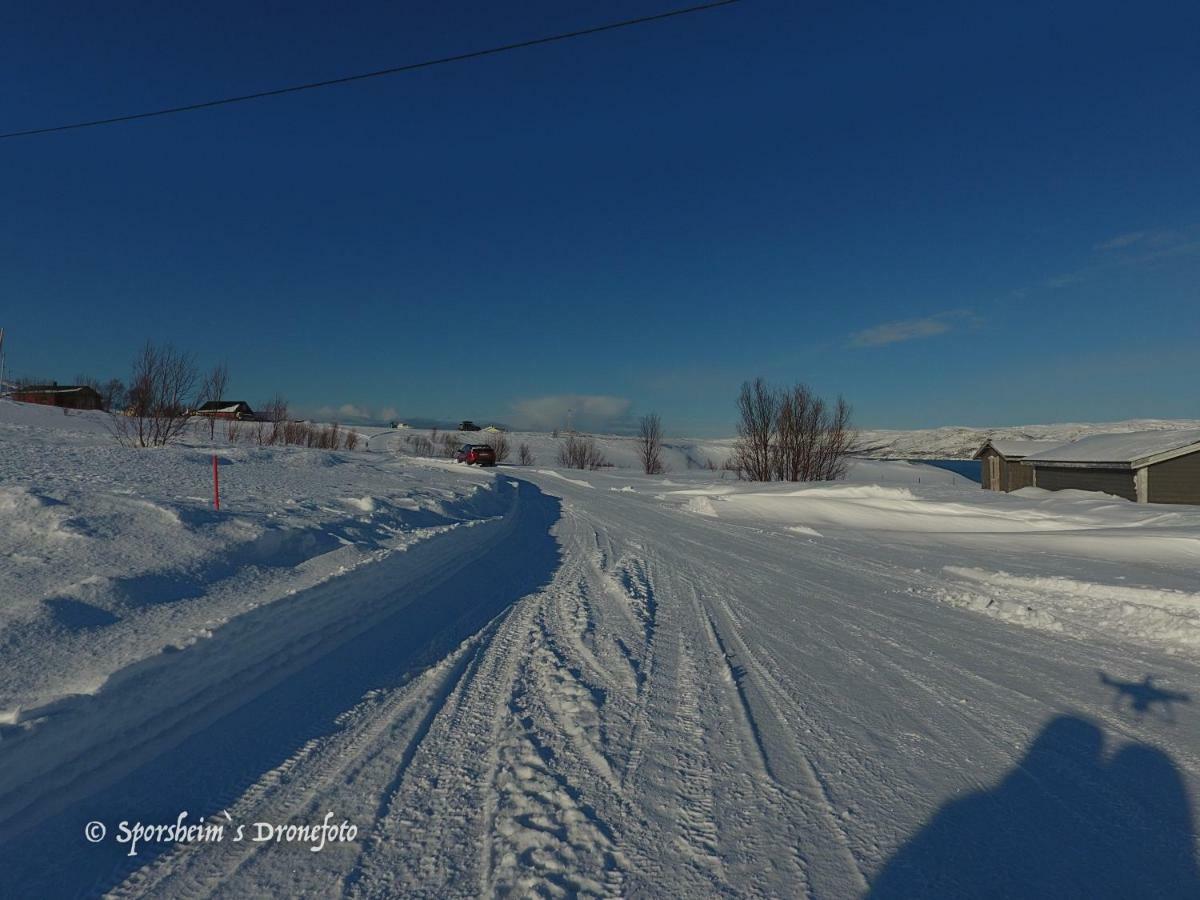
[11,384,103,410]
[1022,429,1200,504]
[973,439,1063,492]
[193,400,256,421]
[459,420,481,432]
[482,425,503,433]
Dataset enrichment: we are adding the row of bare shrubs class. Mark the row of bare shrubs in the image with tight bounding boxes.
[401,430,517,463]
[221,416,358,451]
[556,434,609,470]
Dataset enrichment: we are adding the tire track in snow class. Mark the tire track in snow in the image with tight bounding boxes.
[690,580,869,897]
[108,609,517,899]
[346,504,642,898]
[346,593,542,897]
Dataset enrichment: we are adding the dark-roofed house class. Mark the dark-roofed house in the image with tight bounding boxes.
[193,400,256,421]
[11,384,103,410]
[1022,429,1200,504]
[973,439,1063,492]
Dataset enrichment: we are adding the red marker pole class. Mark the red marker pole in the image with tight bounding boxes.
[212,454,221,510]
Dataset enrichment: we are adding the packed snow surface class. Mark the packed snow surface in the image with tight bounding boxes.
[2,399,1199,897]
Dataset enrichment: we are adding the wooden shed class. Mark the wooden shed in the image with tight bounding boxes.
[973,439,1063,492]
[1022,429,1200,505]
[11,384,103,410]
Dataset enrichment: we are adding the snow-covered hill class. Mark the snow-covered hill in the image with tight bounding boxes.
[856,418,1200,459]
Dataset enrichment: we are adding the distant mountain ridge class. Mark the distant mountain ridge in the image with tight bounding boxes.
[856,419,1200,460]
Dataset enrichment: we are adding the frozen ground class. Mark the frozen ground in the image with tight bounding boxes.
[2,400,1199,897]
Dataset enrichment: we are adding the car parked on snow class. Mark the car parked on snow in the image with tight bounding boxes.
[455,444,497,467]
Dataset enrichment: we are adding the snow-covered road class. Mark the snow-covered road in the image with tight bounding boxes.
[3,460,1199,897]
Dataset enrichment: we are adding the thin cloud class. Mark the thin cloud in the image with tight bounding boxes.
[1095,231,1148,251]
[1045,271,1087,289]
[510,394,633,432]
[850,315,956,348]
[1095,229,1184,253]
[1054,228,1199,288]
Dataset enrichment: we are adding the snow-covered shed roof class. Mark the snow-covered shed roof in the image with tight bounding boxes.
[972,439,1063,460]
[1022,429,1200,469]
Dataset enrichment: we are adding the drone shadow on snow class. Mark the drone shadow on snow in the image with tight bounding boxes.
[871,672,1198,898]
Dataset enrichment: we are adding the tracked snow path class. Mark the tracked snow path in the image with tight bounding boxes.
[11,468,1200,897]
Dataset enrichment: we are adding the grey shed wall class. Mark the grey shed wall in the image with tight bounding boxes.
[978,448,1035,492]
[1031,466,1137,501]
[979,447,999,490]
[1148,450,1200,504]
[1003,460,1036,492]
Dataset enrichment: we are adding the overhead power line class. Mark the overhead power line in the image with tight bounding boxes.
[1,0,741,141]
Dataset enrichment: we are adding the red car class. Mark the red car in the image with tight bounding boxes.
[455,444,497,467]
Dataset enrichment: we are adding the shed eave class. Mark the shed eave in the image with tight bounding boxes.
[1022,460,1133,470]
[1135,442,1200,470]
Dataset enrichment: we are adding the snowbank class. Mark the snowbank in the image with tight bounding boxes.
[0,400,513,719]
[933,567,1200,652]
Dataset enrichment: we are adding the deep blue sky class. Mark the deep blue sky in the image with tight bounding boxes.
[3,1,1198,434]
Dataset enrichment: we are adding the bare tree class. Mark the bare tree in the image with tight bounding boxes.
[440,432,459,457]
[518,443,535,466]
[637,413,665,475]
[260,393,289,445]
[112,342,199,447]
[491,432,510,462]
[731,378,777,481]
[814,395,856,481]
[198,362,230,440]
[100,378,126,412]
[73,375,126,411]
